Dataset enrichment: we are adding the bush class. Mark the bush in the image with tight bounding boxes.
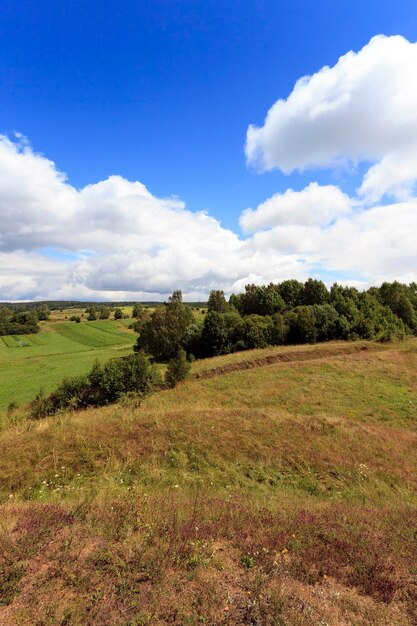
[28,352,162,419]
[7,401,19,415]
[165,348,191,388]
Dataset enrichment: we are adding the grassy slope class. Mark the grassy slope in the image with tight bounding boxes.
[0,320,136,416]
[0,340,416,624]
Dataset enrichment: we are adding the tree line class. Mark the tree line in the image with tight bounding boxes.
[135,280,416,361]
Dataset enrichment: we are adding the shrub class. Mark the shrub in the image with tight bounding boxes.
[165,348,191,388]
[7,401,19,415]
[28,352,162,419]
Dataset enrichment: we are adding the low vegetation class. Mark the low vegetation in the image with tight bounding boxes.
[28,351,162,418]
[0,339,416,624]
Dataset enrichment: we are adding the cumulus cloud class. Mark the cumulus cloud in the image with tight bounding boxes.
[240,183,352,233]
[237,34,417,289]
[247,198,417,281]
[3,32,417,302]
[246,35,417,202]
[0,135,308,301]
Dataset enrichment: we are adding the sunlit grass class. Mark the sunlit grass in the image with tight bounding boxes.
[0,339,416,624]
[0,320,136,415]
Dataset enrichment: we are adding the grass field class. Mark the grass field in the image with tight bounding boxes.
[0,320,136,417]
[0,339,416,624]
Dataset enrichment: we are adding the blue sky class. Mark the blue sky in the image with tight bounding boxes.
[2,0,416,228]
[1,1,417,300]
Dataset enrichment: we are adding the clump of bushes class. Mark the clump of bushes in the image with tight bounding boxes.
[0,309,40,335]
[29,352,163,419]
[28,347,193,419]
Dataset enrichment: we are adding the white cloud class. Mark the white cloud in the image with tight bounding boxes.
[3,31,417,305]
[246,35,417,202]
[237,34,417,289]
[0,135,308,301]
[242,194,417,286]
[240,183,351,234]
[358,150,417,202]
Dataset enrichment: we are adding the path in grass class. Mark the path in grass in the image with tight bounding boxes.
[192,341,379,380]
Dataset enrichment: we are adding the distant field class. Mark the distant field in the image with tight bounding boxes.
[47,306,135,322]
[0,319,136,416]
[54,321,134,347]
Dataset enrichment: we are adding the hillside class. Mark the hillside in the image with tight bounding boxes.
[1,340,417,625]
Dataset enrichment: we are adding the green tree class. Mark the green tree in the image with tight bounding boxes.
[165,348,191,388]
[285,306,317,344]
[207,289,229,313]
[182,323,203,359]
[379,282,417,332]
[312,304,341,341]
[98,305,110,320]
[234,314,273,349]
[36,305,50,320]
[86,306,97,321]
[271,312,289,345]
[132,303,145,318]
[230,283,284,316]
[277,279,304,309]
[200,311,230,356]
[134,290,194,360]
[303,278,329,306]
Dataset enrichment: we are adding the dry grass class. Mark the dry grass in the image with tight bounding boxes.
[0,339,417,624]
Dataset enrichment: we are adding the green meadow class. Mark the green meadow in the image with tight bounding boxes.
[0,320,136,417]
